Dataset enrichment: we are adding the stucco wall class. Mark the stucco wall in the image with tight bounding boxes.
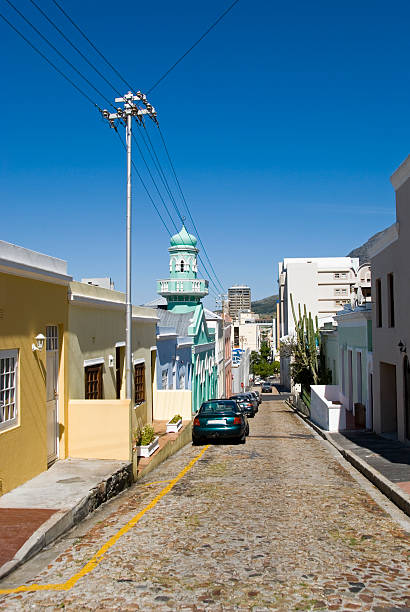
[153,389,192,421]
[0,273,68,494]
[68,282,156,428]
[68,399,131,460]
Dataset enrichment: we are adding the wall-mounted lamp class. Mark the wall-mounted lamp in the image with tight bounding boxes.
[108,354,114,368]
[398,340,407,353]
[32,333,46,352]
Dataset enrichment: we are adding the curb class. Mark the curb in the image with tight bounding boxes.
[134,422,193,481]
[286,399,410,518]
[0,462,133,582]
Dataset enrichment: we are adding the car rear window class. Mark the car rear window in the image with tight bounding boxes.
[200,400,237,414]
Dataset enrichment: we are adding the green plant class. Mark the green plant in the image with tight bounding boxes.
[134,424,156,446]
[169,414,182,424]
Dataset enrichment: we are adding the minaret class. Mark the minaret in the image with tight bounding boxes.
[157,224,209,312]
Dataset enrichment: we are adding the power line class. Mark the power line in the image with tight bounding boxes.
[4,0,116,110]
[51,0,135,93]
[157,125,226,292]
[0,11,99,110]
[28,0,123,98]
[42,0,226,294]
[147,0,241,93]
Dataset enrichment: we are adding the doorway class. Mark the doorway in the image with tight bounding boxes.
[404,357,410,440]
[46,325,59,465]
[380,362,398,435]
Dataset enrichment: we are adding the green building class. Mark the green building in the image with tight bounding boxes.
[157,225,218,413]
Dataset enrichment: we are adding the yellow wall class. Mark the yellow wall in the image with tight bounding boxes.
[153,389,192,421]
[0,273,68,494]
[68,282,156,429]
[68,399,131,461]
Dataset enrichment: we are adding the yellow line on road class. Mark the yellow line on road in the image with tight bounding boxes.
[0,445,210,595]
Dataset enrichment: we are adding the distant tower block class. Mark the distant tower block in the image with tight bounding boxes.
[228,285,251,318]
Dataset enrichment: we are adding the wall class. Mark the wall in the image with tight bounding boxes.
[371,165,410,441]
[68,399,131,460]
[68,282,156,429]
[153,389,192,420]
[0,273,68,494]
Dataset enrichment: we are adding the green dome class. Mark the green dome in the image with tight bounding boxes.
[170,224,197,247]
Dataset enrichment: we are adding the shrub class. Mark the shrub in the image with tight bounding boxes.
[134,424,156,446]
[169,414,182,424]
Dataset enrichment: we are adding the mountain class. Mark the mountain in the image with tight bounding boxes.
[347,226,392,265]
[251,295,278,318]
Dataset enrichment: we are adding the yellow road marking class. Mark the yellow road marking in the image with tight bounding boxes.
[141,479,173,487]
[0,445,210,595]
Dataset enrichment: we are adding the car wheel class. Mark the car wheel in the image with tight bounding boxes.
[192,436,201,446]
[246,424,250,436]
[238,431,246,444]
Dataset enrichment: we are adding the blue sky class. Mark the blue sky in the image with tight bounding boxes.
[1,0,408,305]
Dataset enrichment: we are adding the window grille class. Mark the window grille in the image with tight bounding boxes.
[134,363,145,403]
[0,350,18,431]
[85,364,103,399]
[46,325,58,351]
[162,369,168,389]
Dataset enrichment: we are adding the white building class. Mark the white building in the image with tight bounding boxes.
[278,256,371,389]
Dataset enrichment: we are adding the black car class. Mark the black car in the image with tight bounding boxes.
[261,382,272,393]
[230,394,256,417]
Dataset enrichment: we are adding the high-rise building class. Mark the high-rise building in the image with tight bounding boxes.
[228,285,251,318]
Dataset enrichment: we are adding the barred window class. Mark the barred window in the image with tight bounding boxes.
[85,364,103,399]
[134,363,145,404]
[0,350,18,432]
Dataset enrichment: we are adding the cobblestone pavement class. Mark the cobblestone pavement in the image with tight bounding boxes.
[1,400,409,611]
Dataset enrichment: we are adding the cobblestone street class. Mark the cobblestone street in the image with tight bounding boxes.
[1,399,409,611]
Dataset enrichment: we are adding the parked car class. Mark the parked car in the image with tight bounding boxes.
[230,394,257,417]
[250,390,261,405]
[261,382,272,393]
[244,392,259,411]
[192,399,248,444]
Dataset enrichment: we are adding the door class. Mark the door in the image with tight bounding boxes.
[46,325,59,465]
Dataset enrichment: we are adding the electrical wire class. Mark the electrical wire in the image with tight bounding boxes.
[28,0,124,99]
[51,0,135,93]
[4,0,116,110]
[157,125,226,292]
[44,0,228,295]
[147,0,241,93]
[0,11,100,110]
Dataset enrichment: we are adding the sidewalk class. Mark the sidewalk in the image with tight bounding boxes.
[0,458,132,581]
[0,419,193,581]
[289,399,410,517]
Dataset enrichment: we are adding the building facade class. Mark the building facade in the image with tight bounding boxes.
[228,285,251,319]
[0,241,71,494]
[157,225,217,414]
[370,155,410,442]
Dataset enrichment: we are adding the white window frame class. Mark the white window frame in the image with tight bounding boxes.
[161,368,168,389]
[0,349,18,432]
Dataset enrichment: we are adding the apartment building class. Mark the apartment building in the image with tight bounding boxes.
[228,285,251,319]
[278,256,370,389]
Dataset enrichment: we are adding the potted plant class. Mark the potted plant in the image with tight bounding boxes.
[166,414,183,433]
[133,424,159,458]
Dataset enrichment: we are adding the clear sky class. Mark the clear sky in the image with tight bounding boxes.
[1,0,407,305]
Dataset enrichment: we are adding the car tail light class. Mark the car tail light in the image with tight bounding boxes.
[233,416,241,424]
[193,417,200,426]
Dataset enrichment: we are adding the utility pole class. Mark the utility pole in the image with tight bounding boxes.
[101,92,157,400]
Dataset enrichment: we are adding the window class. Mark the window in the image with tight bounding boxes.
[161,369,168,389]
[388,273,395,328]
[334,273,340,279]
[376,278,382,327]
[0,350,18,431]
[180,260,185,272]
[134,363,145,403]
[85,364,103,399]
[334,288,341,295]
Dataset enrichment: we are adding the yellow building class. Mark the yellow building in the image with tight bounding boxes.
[67,281,158,462]
[0,241,71,495]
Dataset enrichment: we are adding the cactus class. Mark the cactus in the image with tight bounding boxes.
[290,293,320,385]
